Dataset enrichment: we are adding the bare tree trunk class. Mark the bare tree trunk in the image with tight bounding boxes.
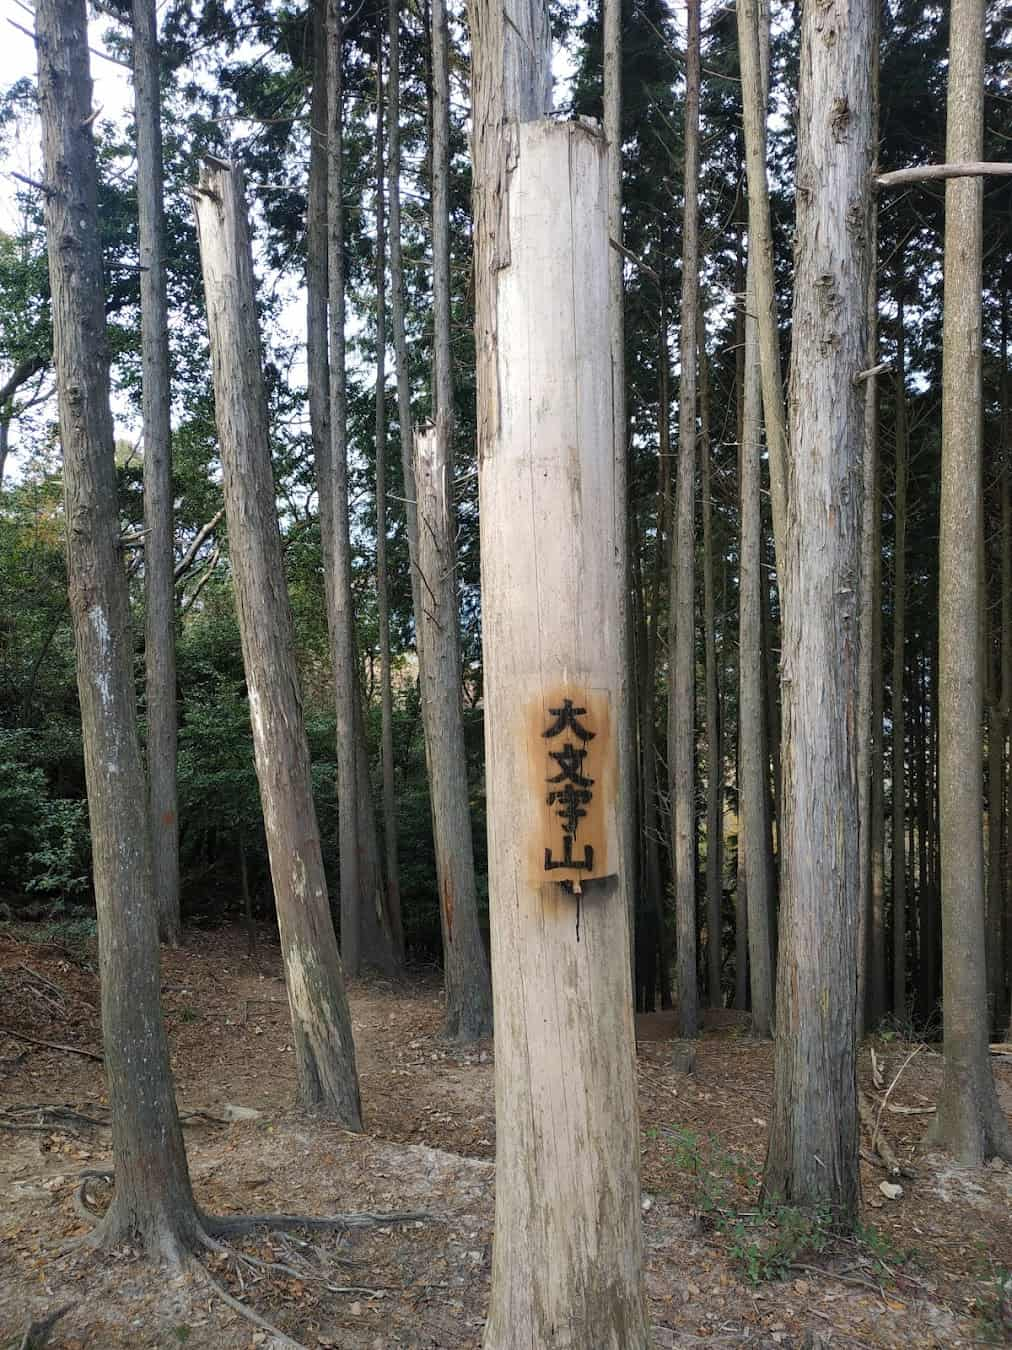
[1002,294,1012,1044]
[670,0,701,1041]
[194,160,362,1127]
[856,29,880,1039]
[739,198,775,1039]
[604,0,635,994]
[327,0,361,976]
[763,0,873,1224]
[701,328,723,1008]
[387,0,422,635]
[37,0,200,1256]
[892,292,909,1019]
[132,0,179,946]
[869,500,887,1022]
[735,0,787,564]
[373,28,404,962]
[929,0,1012,1164]
[468,0,647,1336]
[411,0,493,1039]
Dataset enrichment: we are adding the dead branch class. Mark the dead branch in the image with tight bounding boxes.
[174,508,225,581]
[208,1208,438,1237]
[875,160,1012,190]
[0,1030,102,1061]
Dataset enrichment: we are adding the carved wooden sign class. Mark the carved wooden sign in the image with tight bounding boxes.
[526,687,614,888]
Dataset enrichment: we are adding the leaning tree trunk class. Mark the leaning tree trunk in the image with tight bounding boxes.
[739,196,775,1039]
[132,0,179,946]
[468,0,648,1339]
[762,0,873,1225]
[669,0,701,1041]
[36,0,200,1258]
[929,0,1012,1165]
[194,160,362,1128]
[413,0,493,1040]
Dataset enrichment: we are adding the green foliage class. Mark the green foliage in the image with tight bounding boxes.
[659,1127,904,1286]
[0,730,90,905]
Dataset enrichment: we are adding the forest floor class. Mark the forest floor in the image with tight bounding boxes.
[0,923,1010,1349]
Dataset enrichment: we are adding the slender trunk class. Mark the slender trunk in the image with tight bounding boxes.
[892,291,908,1018]
[605,0,635,994]
[469,0,647,1336]
[132,0,179,946]
[327,0,361,976]
[387,0,422,634]
[415,0,493,1038]
[733,232,749,1015]
[194,160,362,1127]
[763,0,872,1223]
[928,0,1012,1164]
[701,326,723,1008]
[642,309,672,1009]
[739,231,774,1037]
[921,647,940,1015]
[37,0,199,1255]
[735,0,787,564]
[373,30,404,961]
[1002,290,1012,1043]
[670,0,701,1041]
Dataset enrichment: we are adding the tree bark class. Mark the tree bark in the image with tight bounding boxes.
[892,291,908,1019]
[193,160,362,1127]
[468,1,647,1336]
[413,0,493,1039]
[604,0,636,995]
[739,185,775,1039]
[700,326,723,1008]
[373,27,404,963]
[327,0,362,976]
[929,0,1012,1165]
[132,0,179,946]
[762,0,873,1224]
[669,0,701,1041]
[735,0,787,565]
[37,0,200,1257]
[856,24,880,1039]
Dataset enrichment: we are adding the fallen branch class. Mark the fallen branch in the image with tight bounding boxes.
[858,1090,915,1178]
[0,1031,102,1061]
[208,1208,438,1237]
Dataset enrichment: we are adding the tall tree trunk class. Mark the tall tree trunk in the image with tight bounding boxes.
[670,0,701,1041]
[373,28,404,961]
[387,0,422,633]
[604,0,636,994]
[735,0,787,564]
[37,0,200,1255]
[869,497,887,1022]
[739,213,775,1039]
[1002,291,1012,1044]
[928,0,1012,1165]
[856,26,880,1038]
[132,0,179,946]
[763,0,873,1224]
[413,0,493,1039]
[194,160,362,1127]
[469,0,647,1338]
[733,229,749,1015]
[892,290,908,1018]
[327,0,362,976]
[700,326,723,1008]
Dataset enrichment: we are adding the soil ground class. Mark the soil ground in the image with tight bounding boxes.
[1,922,1010,1348]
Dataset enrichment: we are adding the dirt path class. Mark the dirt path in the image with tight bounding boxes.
[1,925,1009,1347]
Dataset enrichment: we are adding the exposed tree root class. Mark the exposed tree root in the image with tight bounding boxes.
[15,1302,72,1350]
[186,1256,307,1349]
